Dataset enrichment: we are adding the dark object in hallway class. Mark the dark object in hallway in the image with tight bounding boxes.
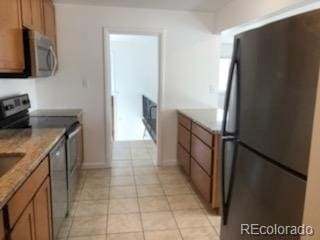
[142,95,157,142]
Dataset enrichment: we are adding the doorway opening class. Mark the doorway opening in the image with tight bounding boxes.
[104,30,163,167]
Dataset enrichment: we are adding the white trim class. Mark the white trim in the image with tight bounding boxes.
[103,27,166,166]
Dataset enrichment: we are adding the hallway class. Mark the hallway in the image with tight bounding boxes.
[58,140,221,240]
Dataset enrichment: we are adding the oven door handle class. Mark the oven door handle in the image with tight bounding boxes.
[68,124,82,140]
[50,46,58,76]
[67,124,82,174]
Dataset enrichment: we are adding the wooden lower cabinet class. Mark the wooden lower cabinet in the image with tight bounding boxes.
[8,158,53,240]
[0,211,5,240]
[177,112,220,209]
[34,178,52,240]
[11,202,36,240]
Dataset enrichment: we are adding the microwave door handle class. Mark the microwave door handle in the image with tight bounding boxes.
[50,46,58,76]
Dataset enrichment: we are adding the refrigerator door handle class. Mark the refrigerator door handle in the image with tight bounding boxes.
[221,138,238,225]
[222,38,240,137]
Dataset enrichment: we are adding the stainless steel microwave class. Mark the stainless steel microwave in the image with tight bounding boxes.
[29,31,57,77]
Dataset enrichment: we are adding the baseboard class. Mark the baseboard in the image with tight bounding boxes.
[81,162,110,169]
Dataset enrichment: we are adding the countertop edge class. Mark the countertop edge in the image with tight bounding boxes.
[0,129,65,209]
[177,109,222,134]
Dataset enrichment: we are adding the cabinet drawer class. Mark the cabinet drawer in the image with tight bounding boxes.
[178,124,191,152]
[191,135,212,176]
[8,157,49,228]
[191,158,211,203]
[178,114,191,130]
[192,122,213,147]
[178,144,190,175]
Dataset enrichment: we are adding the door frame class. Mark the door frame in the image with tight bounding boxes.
[103,27,166,167]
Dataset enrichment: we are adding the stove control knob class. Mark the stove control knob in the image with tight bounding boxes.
[22,99,30,105]
[4,104,14,111]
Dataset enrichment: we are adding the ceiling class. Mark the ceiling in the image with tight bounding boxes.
[53,0,230,12]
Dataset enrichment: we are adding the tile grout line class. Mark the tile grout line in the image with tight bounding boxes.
[132,149,147,240]
[105,169,112,239]
[157,169,185,240]
[64,170,87,240]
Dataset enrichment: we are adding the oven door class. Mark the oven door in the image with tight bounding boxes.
[29,31,57,77]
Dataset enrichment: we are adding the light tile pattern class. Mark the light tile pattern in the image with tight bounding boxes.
[59,140,221,240]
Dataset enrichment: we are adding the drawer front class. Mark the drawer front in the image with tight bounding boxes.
[178,114,191,130]
[178,124,191,152]
[178,144,190,175]
[192,122,213,147]
[8,157,49,228]
[191,158,211,203]
[191,135,212,176]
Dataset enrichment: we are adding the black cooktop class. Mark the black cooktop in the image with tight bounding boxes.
[0,94,79,133]
[0,113,79,133]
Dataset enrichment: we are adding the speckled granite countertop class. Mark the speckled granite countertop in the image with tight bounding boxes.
[0,128,65,209]
[177,109,223,134]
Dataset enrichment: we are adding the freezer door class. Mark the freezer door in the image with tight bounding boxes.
[221,144,306,240]
[222,39,240,138]
[237,10,320,175]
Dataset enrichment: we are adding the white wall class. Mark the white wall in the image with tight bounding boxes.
[35,4,219,167]
[110,35,158,141]
[215,0,318,32]
[0,79,38,110]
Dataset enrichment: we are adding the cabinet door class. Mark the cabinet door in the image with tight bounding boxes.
[22,0,43,32]
[43,0,56,41]
[178,144,190,175]
[21,0,33,29]
[32,0,44,32]
[34,177,53,240]
[178,125,191,152]
[0,0,24,72]
[0,210,5,240]
[11,202,36,240]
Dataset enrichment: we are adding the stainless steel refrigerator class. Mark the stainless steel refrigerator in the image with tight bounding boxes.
[221,9,320,240]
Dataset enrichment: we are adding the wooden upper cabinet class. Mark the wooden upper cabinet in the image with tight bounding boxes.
[34,178,52,240]
[21,0,33,29]
[21,0,44,32]
[0,0,25,72]
[33,0,44,32]
[43,0,56,42]
[11,202,36,240]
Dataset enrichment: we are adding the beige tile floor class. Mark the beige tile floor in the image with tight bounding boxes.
[58,140,221,240]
